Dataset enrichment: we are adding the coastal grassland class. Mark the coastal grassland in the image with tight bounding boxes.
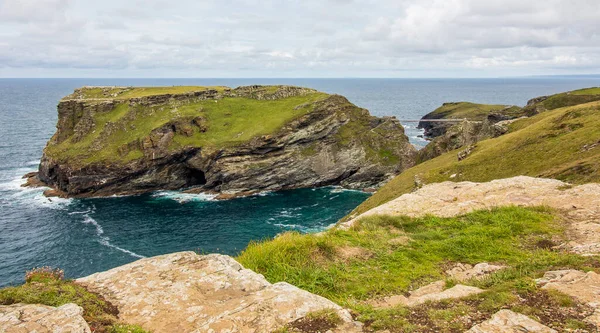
[348,101,600,219]
[66,86,229,100]
[46,92,329,165]
[524,87,600,114]
[0,270,148,333]
[237,207,598,332]
[425,102,522,120]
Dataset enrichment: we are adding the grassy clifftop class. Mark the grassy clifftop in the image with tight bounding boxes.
[422,102,522,121]
[523,87,600,115]
[349,99,600,219]
[46,86,329,165]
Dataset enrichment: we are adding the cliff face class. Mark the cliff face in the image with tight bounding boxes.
[35,85,416,197]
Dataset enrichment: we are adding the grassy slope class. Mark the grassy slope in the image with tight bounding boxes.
[348,100,600,219]
[46,91,329,165]
[425,102,522,120]
[523,87,600,114]
[238,207,598,331]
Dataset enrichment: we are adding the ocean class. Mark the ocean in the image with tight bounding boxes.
[1,77,598,287]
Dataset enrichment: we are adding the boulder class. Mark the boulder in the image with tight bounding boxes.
[467,309,556,333]
[0,303,90,333]
[76,252,362,333]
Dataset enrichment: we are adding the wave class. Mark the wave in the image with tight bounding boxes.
[25,160,40,166]
[82,213,145,259]
[151,191,217,203]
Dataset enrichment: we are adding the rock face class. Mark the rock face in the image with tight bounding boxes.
[342,176,600,256]
[76,252,362,333]
[34,85,416,198]
[466,309,557,333]
[369,280,484,308]
[0,303,90,333]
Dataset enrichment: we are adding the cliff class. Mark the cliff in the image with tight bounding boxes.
[32,85,416,197]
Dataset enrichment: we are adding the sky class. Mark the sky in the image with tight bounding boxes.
[0,0,599,78]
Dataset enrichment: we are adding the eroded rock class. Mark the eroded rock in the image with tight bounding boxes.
[0,303,90,333]
[446,263,506,282]
[466,309,557,333]
[368,280,484,308]
[76,252,362,333]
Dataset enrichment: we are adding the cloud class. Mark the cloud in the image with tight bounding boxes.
[0,0,598,77]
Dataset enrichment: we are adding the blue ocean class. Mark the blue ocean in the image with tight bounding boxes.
[1,77,598,287]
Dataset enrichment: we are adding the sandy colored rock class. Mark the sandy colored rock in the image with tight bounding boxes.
[369,280,484,308]
[76,252,362,333]
[342,176,600,255]
[446,263,506,282]
[0,303,90,333]
[466,309,556,333]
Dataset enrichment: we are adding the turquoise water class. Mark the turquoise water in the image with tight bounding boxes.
[1,77,599,287]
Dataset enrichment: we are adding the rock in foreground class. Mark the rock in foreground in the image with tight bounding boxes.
[34,85,416,197]
[76,252,362,333]
[0,303,90,333]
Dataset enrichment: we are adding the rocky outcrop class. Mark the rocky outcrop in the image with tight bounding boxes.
[536,270,600,328]
[341,176,600,256]
[33,85,416,198]
[0,303,90,333]
[466,309,557,333]
[76,252,362,333]
[368,280,484,308]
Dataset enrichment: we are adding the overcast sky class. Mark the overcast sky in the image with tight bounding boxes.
[0,0,599,78]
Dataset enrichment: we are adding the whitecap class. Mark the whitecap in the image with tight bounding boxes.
[152,191,217,203]
[82,214,145,259]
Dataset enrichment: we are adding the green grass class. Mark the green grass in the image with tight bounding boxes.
[571,87,600,95]
[66,86,228,100]
[237,206,597,331]
[347,101,600,219]
[425,102,521,121]
[46,92,329,165]
[523,87,600,115]
[0,272,149,332]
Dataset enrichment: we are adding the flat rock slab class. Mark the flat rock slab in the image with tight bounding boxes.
[0,303,90,333]
[342,176,600,255]
[446,263,506,281]
[467,309,557,333]
[76,252,361,333]
[369,280,484,308]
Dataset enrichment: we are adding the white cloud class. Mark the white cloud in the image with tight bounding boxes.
[0,0,598,77]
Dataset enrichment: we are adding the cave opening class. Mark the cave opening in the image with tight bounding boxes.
[185,168,207,187]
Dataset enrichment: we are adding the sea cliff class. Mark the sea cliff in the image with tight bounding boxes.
[29,85,416,198]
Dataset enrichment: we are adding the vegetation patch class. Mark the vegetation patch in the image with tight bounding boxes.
[0,268,149,333]
[238,207,599,332]
[424,102,522,121]
[277,309,344,332]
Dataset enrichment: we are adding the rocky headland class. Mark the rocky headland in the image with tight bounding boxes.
[26,85,416,198]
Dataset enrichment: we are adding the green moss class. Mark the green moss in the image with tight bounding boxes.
[300,143,318,157]
[568,87,600,96]
[348,101,600,219]
[237,206,596,332]
[108,324,150,333]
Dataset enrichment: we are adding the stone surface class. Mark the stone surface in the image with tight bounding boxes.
[35,85,416,198]
[342,176,600,256]
[466,309,557,333]
[536,269,600,327]
[446,263,506,282]
[369,280,484,308]
[76,252,362,333]
[0,303,90,333]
